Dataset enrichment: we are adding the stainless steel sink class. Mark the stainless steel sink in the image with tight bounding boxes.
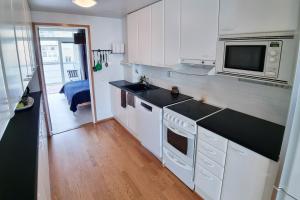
[124,83,159,93]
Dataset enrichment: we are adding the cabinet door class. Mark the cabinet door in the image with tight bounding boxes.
[37,103,51,200]
[137,7,151,65]
[0,60,10,140]
[0,0,23,112]
[127,12,138,63]
[127,99,138,139]
[180,0,219,62]
[164,0,180,66]
[151,1,164,67]
[110,85,118,117]
[219,0,300,35]
[110,86,127,126]
[221,142,278,200]
[12,0,30,89]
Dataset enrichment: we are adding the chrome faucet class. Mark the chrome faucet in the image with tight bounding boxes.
[140,75,150,87]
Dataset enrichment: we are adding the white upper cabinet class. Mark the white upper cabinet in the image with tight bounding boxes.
[0,0,23,112]
[137,7,151,65]
[127,12,139,64]
[164,0,180,66]
[151,1,164,67]
[127,7,152,66]
[180,0,219,65]
[0,60,10,141]
[219,0,300,36]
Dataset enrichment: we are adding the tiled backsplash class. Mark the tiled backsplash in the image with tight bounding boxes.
[124,64,291,125]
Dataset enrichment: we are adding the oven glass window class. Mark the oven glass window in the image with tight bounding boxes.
[225,45,266,72]
[167,129,188,155]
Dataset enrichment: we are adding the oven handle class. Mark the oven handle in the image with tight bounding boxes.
[167,125,194,139]
[165,149,192,171]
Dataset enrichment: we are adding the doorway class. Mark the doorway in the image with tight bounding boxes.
[33,24,96,135]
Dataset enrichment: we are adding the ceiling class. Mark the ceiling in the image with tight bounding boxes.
[28,0,159,18]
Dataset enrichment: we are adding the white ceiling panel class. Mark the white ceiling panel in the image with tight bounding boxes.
[29,0,159,18]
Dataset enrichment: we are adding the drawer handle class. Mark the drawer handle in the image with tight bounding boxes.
[203,146,216,155]
[202,159,214,168]
[203,132,217,141]
[199,170,213,180]
[230,145,246,155]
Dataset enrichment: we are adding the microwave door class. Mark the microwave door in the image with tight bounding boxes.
[223,42,268,77]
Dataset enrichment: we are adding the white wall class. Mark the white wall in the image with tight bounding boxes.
[32,11,124,121]
[125,64,291,125]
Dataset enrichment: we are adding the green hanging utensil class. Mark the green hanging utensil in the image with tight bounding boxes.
[95,51,102,71]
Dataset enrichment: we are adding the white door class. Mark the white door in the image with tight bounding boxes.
[136,98,162,158]
[127,12,138,63]
[151,1,164,67]
[221,141,278,200]
[127,97,139,139]
[219,0,300,35]
[137,7,151,65]
[180,0,219,63]
[164,0,180,66]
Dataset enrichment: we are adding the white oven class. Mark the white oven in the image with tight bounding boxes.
[162,109,197,189]
[216,37,298,85]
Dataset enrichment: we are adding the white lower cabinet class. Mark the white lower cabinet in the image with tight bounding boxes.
[195,165,223,200]
[195,127,227,200]
[195,127,278,200]
[110,85,162,158]
[127,98,139,139]
[110,85,127,127]
[220,141,278,200]
[37,100,51,200]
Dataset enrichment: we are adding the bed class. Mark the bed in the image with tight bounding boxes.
[60,80,91,112]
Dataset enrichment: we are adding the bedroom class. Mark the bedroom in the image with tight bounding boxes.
[37,26,93,134]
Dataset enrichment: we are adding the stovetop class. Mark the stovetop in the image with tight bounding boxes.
[166,99,222,121]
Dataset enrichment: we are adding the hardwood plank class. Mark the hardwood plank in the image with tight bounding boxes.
[48,119,203,200]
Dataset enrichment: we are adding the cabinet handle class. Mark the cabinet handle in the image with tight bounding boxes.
[203,146,216,155]
[168,126,194,139]
[230,145,246,155]
[202,159,214,168]
[165,150,192,170]
[202,132,217,141]
[141,102,152,112]
[199,169,213,180]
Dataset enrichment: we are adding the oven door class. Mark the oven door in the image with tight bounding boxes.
[223,41,268,77]
[163,122,195,165]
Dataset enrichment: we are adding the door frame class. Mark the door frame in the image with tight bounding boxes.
[32,22,97,136]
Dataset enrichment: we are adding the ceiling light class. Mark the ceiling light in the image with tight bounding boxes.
[72,0,97,8]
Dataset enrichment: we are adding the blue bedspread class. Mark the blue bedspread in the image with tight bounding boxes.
[60,80,91,112]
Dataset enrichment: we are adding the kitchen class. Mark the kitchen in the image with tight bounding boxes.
[0,0,300,200]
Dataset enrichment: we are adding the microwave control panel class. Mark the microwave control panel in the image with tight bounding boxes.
[265,41,282,78]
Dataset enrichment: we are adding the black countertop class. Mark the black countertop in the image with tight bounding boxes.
[109,80,192,108]
[109,80,132,88]
[167,99,221,121]
[0,92,41,200]
[197,108,285,161]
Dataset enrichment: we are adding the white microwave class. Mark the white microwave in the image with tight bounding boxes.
[216,38,298,85]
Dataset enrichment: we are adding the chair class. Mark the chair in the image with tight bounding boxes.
[67,69,79,81]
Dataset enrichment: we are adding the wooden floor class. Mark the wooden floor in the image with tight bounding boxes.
[48,119,203,200]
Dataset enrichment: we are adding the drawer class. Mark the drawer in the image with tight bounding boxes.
[197,140,226,167]
[196,152,224,180]
[198,126,228,152]
[195,165,222,200]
